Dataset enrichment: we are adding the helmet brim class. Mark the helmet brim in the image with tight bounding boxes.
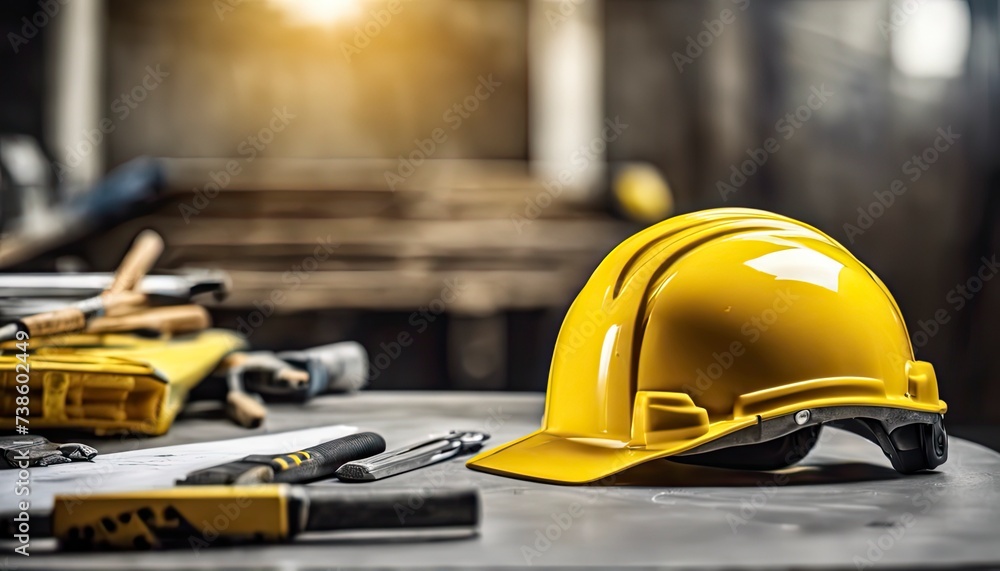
[466,430,694,485]
[467,403,948,484]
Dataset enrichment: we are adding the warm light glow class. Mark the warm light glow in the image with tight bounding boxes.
[267,0,363,27]
[891,0,970,78]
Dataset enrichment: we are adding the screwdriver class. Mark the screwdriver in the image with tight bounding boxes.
[0,230,164,341]
[4,484,479,551]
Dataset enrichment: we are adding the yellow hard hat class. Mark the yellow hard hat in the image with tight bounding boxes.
[467,208,948,484]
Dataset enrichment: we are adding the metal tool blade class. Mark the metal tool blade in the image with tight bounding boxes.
[335,431,489,482]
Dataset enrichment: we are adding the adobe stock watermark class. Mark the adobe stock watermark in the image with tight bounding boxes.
[673,0,750,73]
[394,407,509,526]
[852,487,946,568]
[341,0,413,61]
[213,0,246,20]
[683,288,800,398]
[718,84,834,202]
[7,0,68,54]
[53,65,170,181]
[187,495,253,553]
[906,253,998,351]
[48,429,155,518]
[510,116,629,233]
[842,126,960,244]
[726,428,830,533]
[878,0,928,39]
[383,75,502,191]
[520,450,630,565]
[543,0,586,29]
[233,235,339,339]
[367,278,468,381]
[554,235,687,362]
[178,106,296,223]
[11,463,31,557]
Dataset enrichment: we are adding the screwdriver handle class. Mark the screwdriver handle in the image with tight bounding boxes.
[13,290,147,337]
[107,230,164,295]
[19,307,87,336]
[86,305,211,334]
[246,432,386,483]
[1,232,161,339]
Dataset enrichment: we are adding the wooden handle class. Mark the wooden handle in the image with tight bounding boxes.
[86,305,211,334]
[21,307,87,336]
[10,231,162,338]
[226,391,267,429]
[99,290,149,317]
[216,352,249,373]
[107,230,164,295]
[276,368,310,387]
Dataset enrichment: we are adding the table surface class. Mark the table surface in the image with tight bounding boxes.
[6,392,1000,570]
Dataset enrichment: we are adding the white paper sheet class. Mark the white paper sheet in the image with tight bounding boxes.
[0,425,357,513]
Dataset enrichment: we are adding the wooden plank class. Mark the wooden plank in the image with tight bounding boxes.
[210,269,584,312]
[162,158,547,194]
[148,217,625,254]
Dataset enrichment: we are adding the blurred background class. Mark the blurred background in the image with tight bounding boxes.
[0,1,997,441]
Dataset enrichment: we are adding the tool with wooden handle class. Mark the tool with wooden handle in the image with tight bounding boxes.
[100,292,151,318]
[3,484,480,551]
[0,290,147,339]
[85,305,212,335]
[106,230,164,294]
[218,352,311,428]
[178,431,387,485]
[0,230,164,341]
[225,390,269,429]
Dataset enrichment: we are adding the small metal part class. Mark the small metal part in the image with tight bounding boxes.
[0,323,18,343]
[0,435,98,468]
[336,431,490,482]
[58,443,99,462]
[794,409,811,425]
[275,341,369,398]
[222,353,293,428]
[0,272,231,320]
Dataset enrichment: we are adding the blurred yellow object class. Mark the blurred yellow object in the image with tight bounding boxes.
[612,163,674,223]
[468,208,947,484]
[0,330,246,435]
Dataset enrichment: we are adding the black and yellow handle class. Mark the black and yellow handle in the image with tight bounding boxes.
[179,432,387,486]
[49,484,479,551]
[253,431,386,483]
[53,485,289,551]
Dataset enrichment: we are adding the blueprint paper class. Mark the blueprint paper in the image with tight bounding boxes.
[1,425,357,513]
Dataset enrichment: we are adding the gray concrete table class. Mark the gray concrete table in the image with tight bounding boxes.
[7,392,1000,569]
